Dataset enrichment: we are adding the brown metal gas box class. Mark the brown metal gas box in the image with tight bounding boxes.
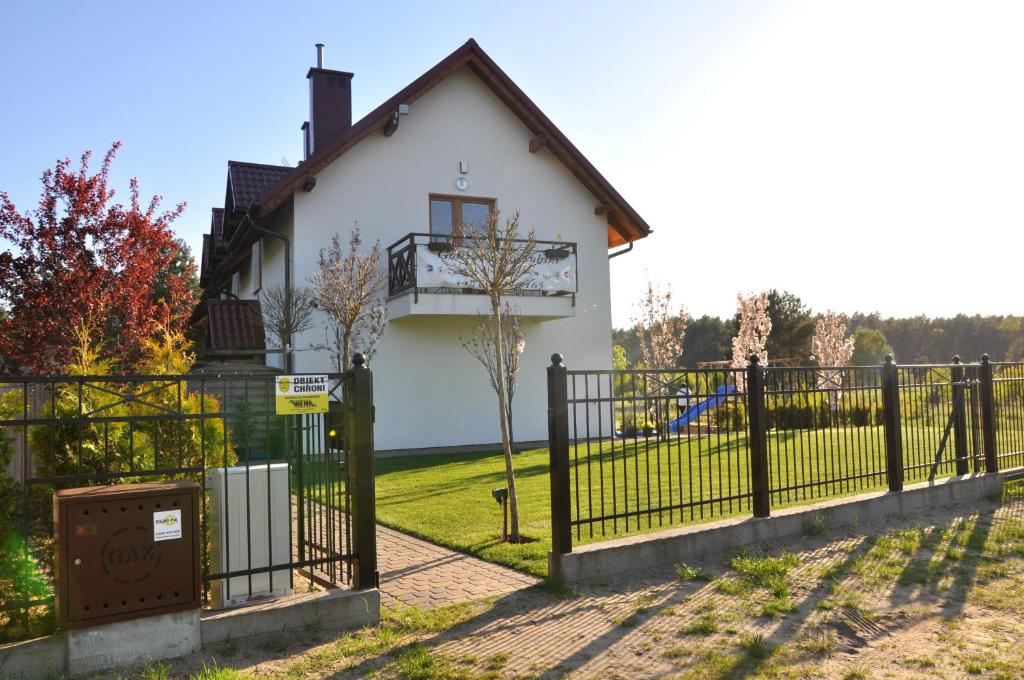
[54,481,201,628]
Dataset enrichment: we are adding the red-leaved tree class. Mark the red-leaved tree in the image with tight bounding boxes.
[0,143,195,373]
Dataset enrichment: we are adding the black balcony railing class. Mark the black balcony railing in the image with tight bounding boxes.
[386,232,578,302]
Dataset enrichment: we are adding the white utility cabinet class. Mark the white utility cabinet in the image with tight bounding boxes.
[206,463,292,608]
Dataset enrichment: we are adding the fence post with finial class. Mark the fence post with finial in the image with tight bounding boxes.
[547,353,572,576]
[882,355,904,492]
[951,355,969,476]
[979,354,999,473]
[746,354,770,518]
[347,352,378,589]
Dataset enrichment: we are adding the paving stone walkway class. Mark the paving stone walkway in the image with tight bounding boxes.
[375,523,539,608]
[291,500,538,608]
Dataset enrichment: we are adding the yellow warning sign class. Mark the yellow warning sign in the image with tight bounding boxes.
[275,374,329,415]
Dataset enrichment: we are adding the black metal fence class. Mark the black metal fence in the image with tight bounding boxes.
[992,362,1024,470]
[0,358,377,644]
[548,353,1021,565]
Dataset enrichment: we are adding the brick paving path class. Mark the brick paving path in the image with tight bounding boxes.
[376,523,539,607]
[291,499,538,607]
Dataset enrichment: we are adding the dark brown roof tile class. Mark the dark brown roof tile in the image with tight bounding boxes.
[207,299,266,351]
[227,161,293,212]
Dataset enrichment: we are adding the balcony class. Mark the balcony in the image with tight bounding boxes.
[386,233,578,320]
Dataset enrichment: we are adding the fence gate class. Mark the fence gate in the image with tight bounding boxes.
[283,364,377,592]
[896,359,984,483]
[293,386,351,587]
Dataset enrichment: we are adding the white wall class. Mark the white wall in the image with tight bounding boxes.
[260,66,614,450]
[237,204,293,372]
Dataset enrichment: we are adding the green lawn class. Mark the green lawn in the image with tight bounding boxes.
[375,449,555,576]
[375,423,1021,578]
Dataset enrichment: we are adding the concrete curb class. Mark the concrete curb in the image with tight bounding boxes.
[0,588,380,679]
[553,473,1004,584]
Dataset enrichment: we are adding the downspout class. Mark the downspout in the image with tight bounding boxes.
[245,203,293,373]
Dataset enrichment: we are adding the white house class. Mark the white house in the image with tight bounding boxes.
[195,39,651,452]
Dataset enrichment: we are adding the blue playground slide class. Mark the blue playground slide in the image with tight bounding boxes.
[667,384,737,433]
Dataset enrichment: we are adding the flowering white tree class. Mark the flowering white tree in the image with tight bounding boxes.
[634,280,687,370]
[309,228,388,371]
[447,211,535,543]
[633,280,687,437]
[811,310,856,409]
[731,291,772,391]
[461,303,526,448]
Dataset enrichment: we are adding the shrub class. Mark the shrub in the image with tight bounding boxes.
[713,402,746,432]
[618,411,656,437]
[766,390,884,431]
[0,423,56,643]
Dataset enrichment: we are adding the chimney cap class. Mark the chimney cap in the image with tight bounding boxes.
[306,67,354,79]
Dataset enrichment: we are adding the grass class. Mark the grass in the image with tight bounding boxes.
[393,644,468,680]
[189,666,247,680]
[803,511,829,536]
[270,602,487,679]
[484,652,509,671]
[375,448,555,576]
[674,562,711,582]
[531,577,580,599]
[680,615,719,636]
[739,633,772,660]
[373,422,988,577]
[761,597,797,618]
[134,664,245,680]
[730,549,799,597]
[711,547,802,619]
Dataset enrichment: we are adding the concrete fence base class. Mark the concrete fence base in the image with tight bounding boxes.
[552,473,1004,585]
[201,587,379,645]
[0,588,379,680]
[66,609,200,677]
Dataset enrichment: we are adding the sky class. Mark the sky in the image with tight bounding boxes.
[2,1,1022,328]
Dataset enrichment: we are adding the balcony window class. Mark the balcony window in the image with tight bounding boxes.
[429,195,495,236]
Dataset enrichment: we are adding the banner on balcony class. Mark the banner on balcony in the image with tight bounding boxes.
[416,247,577,293]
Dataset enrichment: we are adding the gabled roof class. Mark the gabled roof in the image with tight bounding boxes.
[206,299,266,351]
[227,161,292,214]
[256,39,651,247]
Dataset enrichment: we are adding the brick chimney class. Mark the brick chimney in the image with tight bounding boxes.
[305,43,353,157]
